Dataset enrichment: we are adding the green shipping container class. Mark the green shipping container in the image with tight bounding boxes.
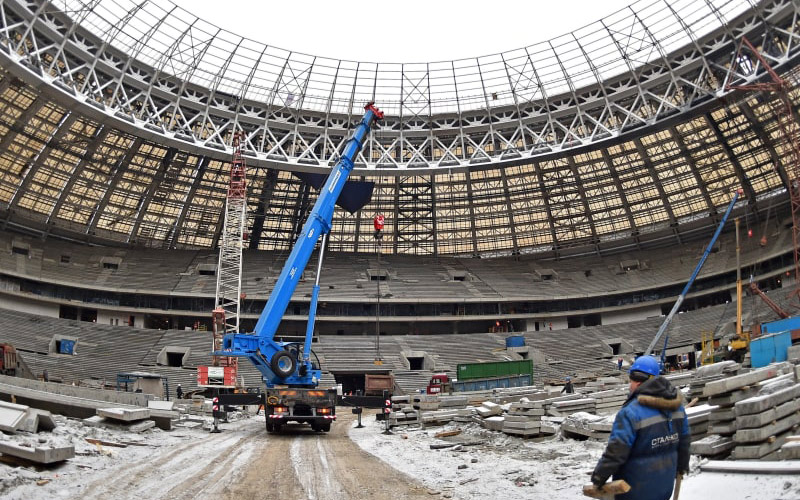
[456,359,533,381]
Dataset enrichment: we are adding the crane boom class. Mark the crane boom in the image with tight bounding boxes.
[215,102,384,389]
[645,189,741,365]
[749,280,790,320]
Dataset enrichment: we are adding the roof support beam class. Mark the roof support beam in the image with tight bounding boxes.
[169,155,210,249]
[632,137,678,228]
[533,161,559,256]
[668,126,715,212]
[704,112,758,203]
[600,148,638,245]
[87,136,144,236]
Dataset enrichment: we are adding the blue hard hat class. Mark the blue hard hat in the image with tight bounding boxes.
[629,355,660,377]
[565,376,571,381]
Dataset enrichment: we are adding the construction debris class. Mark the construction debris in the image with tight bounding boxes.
[0,440,74,464]
[561,412,614,440]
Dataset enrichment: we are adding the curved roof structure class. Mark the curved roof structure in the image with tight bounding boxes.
[0,0,796,256]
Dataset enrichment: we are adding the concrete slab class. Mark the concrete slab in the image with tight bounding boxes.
[482,416,504,431]
[551,398,596,408]
[503,420,541,430]
[28,408,56,432]
[502,427,542,436]
[16,408,56,434]
[701,460,800,473]
[707,422,737,435]
[480,402,502,415]
[734,412,800,444]
[0,401,30,432]
[173,420,204,429]
[83,415,156,433]
[694,361,740,379]
[779,441,800,459]
[690,434,734,455]
[708,387,758,407]
[731,429,793,459]
[0,441,74,463]
[0,381,175,430]
[97,407,151,422]
[505,415,541,423]
[757,374,795,394]
[702,365,784,397]
[735,383,800,416]
[736,399,800,429]
[147,400,175,411]
[708,408,736,421]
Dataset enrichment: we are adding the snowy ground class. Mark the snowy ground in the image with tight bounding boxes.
[348,416,800,500]
[1,410,799,499]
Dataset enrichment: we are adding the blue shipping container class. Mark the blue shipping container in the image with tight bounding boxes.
[761,317,800,335]
[750,330,791,368]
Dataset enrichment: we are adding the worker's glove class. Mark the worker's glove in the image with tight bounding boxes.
[591,474,607,490]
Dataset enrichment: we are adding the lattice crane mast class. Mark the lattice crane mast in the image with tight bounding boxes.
[726,36,800,311]
[199,131,247,388]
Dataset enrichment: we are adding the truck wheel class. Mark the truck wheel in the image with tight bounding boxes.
[320,423,331,432]
[271,350,297,378]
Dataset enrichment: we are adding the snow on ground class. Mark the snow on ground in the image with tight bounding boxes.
[1,409,800,499]
[0,413,250,500]
[349,417,800,500]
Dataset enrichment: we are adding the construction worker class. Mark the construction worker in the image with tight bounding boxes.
[591,355,690,500]
[176,384,183,400]
[561,376,574,394]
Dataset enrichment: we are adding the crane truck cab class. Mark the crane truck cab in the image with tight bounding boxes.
[427,373,451,394]
[0,343,17,376]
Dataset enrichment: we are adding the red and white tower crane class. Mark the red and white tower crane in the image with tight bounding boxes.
[199,132,247,388]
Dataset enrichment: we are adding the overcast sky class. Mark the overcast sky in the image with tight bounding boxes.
[170,0,635,62]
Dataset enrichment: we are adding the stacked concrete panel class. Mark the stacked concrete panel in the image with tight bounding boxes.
[690,363,793,459]
[547,398,596,416]
[561,411,614,440]
[503,399,546,437]
[686,361,741,401]
[420,408,473,425]
[731,382,800,459]
[690,434,735,457]
[588,388,628,415]
[389,395,420,426]
[704,365,787,437]
[685,404,713,442]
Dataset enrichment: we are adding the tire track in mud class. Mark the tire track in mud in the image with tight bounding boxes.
[71,413,431,500]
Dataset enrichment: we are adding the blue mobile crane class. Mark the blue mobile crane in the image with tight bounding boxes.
[644,189,741,371]
[214,102,384,432]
